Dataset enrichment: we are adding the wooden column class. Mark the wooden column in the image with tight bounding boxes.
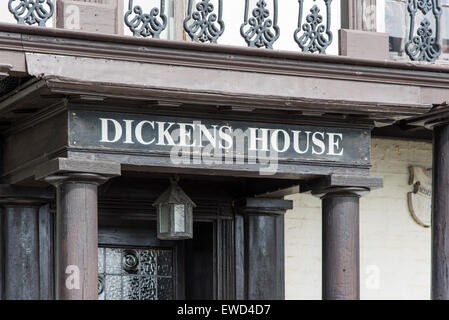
[36,158,120,300]
[401,105,449,300]
[432,124,449,300]
[45,174,108,300]
[321,188,364,300]
[304,175,382,300]
[236,198,292,300]
[0,207,2,300]
[0,185,54,300]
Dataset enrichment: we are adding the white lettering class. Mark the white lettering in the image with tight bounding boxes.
[218,126,233,150]
[328,133,344,156]
[249,128,269,151]
[312,132,325,155]
[270,129,290,153]
[292,130,311,154]
[123,120,134,144]
[198,124,217,148]
[100,118,122,143]
[178,123,196,147]
[156,122,176,146]
[135,121,155,145]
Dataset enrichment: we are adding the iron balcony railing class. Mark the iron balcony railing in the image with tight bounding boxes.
[5,0,446,62]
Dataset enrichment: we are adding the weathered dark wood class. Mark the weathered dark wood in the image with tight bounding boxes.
[302,174,383,194]
[69,109,371,165]
[4,206,40,300]
[39,204,54,300]
[245,214,285,300]
[70,151,370,180]
[98,221,186,299]
[185,222,214,300]
[432,124,449,300]
[0,209,3,300]
[276,215,285,299]
[35,158,121,181]
[99,224,178,247]
[2,110,68,180]
[238,198,293,213]
[0,185,54,200]
[234,214,245,300]
[175,241,186,300]
[253,185,300,198]
[234,197,288,300]
[322,192,360,300]
[53,177,101,300]
[0,185,55,300]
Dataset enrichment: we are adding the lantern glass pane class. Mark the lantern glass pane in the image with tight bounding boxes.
[174,204,185,233]
[159,205,170,233]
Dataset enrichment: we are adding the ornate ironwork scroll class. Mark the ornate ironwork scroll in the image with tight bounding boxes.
[294,0,333,54]
[125,0,167,38]
[241,0,280,49]
[184,0,225,43]
[8,0,55,27]
[405,0,442,62]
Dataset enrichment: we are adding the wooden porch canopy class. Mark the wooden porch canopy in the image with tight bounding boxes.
[1,23,448,120]
[0,22,448,186]
[3,22,449,301]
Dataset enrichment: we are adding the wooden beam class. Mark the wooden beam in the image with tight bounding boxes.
[35,158,121,181]
[236,198,293,215]
[0,184,54,201]
[302,174,383,194]
[254,185,300,198]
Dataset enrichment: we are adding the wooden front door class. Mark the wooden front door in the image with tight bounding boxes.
[98,245,177,300]
[98,222,185,300]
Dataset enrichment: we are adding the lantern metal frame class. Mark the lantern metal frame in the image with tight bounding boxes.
[153,177,196,240]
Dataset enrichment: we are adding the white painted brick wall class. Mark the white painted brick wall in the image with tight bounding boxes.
[285,138,432,300]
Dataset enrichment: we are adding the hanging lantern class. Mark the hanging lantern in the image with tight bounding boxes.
[153,177,196,240]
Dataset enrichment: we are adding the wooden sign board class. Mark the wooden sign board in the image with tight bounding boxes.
[68,110,371,170]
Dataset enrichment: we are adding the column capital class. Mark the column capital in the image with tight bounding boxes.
[235,197,293,216]
[302,174,383,198]
[316,186,370,199]
[0,184,54,207]
[35,158,121,185]
[44,173,111,187]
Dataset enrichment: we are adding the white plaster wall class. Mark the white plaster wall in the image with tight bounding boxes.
[285,137,433,300]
